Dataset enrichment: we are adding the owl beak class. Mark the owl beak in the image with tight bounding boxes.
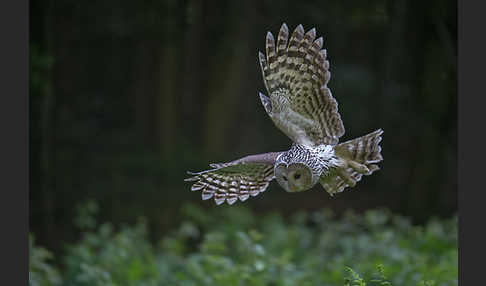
[288,182,297,192]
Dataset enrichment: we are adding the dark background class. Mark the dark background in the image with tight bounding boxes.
[29,0,457,254]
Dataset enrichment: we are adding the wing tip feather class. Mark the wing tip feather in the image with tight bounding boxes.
[296,24,304,32]
[258,51,265,59]
[266,31,275,42]
[308,27,316,37]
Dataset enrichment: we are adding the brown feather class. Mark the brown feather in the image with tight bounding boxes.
[258,24,345,146]
[185,152,283,205]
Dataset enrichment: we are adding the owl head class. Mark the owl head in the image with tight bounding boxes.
[274,162,314,192]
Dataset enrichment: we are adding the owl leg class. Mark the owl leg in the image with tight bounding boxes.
[336,168,357,188]
[347,160,370,174]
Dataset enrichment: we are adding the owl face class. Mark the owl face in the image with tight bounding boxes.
[275,163,313,192]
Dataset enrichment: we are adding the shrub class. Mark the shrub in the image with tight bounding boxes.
[30,202,457,286]
[29,234,62,286]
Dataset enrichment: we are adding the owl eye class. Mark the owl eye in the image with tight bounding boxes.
[294,173,301,180]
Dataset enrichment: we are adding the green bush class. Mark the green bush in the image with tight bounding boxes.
[30,202,457,286]
[29,234,62,286]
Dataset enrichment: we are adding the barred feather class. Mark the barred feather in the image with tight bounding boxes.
[334,129,384,164]
[185,164,274,205]
[185,152,282,205]
[320,129,384,195]
[258,24,345,147]
[319,166,367,196]
[319,170,348,196]
[276,23,289,60]
[266,32,277,70]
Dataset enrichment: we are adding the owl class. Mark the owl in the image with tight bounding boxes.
[185,23,383,205]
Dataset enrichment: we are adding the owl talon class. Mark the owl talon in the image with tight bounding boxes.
[336,168,357,188]
[347,160,370,174]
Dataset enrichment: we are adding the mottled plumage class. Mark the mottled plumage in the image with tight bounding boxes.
[185,153,282,205]
[185,23,384,205]
[320,129,383,195]
[258,24,344,146]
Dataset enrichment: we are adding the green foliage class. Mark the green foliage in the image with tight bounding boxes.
[29,202,457,286]
[29,235,62,286]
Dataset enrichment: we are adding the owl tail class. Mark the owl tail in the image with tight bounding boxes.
[321,129,383,195]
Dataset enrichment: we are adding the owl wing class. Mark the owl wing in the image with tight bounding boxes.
[185,152,283,205]
[258,23,345,146]
[320,129,384,195]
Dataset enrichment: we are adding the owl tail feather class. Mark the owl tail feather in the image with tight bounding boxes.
[320,129,383,196]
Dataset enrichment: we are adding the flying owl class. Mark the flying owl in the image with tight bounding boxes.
[185,23,383,205]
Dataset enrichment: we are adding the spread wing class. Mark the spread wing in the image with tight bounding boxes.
[258,23,345,146]
[185,152,283,205]
[320,129,384,195]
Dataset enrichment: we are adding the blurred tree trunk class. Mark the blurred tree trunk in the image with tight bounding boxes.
[384,0,456,220]
[202,0,257,156]
[409,0,457,218]
[180,0,208,151]
[39,0,55,247]
[376,0,410,213]
[153,1,181,156]
[133,41,154,146]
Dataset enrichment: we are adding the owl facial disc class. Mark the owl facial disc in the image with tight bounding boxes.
[275,163,313,193]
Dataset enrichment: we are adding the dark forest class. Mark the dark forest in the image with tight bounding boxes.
[29,1,457,284]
